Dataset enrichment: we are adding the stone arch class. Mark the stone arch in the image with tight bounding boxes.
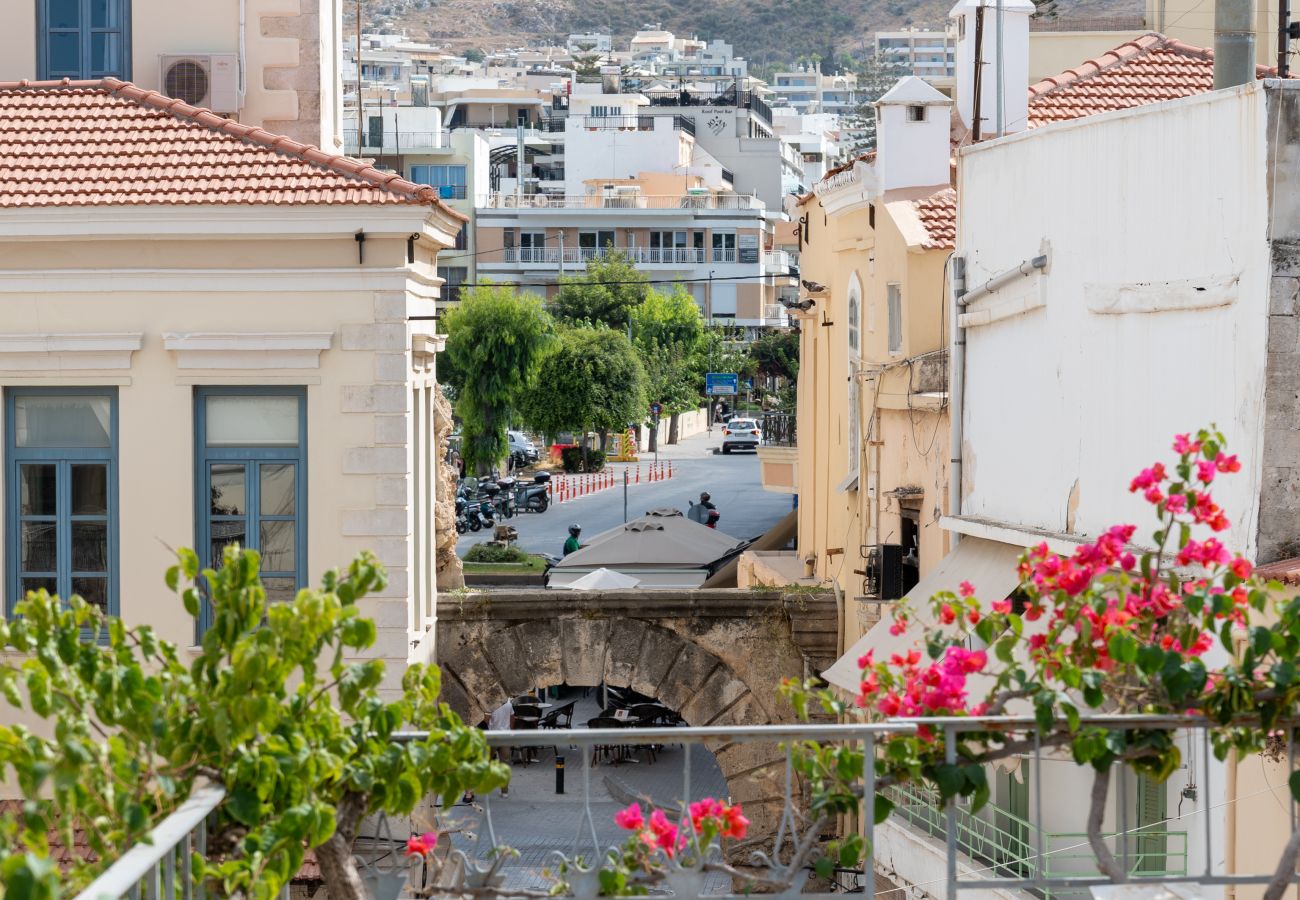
[436,616,798,835]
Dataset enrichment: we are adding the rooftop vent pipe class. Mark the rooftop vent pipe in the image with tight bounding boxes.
[1214,0,1256,89]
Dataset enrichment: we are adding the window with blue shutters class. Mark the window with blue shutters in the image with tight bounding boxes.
[5,388,118,619]
[38,0,131,80]
[194,388,306,634]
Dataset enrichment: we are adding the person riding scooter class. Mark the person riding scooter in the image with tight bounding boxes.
[563,524,582,557]
[687,491,717,526]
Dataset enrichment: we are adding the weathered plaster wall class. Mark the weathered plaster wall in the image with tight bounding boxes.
[957,83,1271,556]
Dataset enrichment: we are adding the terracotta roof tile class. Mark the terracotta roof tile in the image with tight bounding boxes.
[1255,557,1300,585]
[1028,32,1285,126]
[912,187,956,250]
[0,799,323,882]
[0,78,464,214]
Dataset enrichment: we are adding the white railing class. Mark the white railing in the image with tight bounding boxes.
[491,247,770,267]
[74,780,225,900]
[764,304,787,321]
[342,129,452,155]
[764,250,793,270]
[481,193,764,211]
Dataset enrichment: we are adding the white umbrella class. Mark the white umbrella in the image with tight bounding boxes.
[555,568,642,591]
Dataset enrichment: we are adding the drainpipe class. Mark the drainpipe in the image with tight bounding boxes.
[238,0,247,103]
[948,256,967,548]
[1214,0,1257,89]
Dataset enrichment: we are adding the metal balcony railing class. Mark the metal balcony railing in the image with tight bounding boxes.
[72,780,225,900]
[762,411,796,446]
[481,193,764,211]
[495,247,755,266]
[64,715,1300,899]
[343,129,452,154]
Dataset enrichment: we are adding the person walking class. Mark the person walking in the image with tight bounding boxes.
[563,524,582,557]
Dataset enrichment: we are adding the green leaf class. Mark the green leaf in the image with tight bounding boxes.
[1288,769,1300,804]
[1137,645,1164,676]
[227,786,261,826]
[874,794,894,824]
[933,764,965,798]
[814,857,835,880]
[1108,633,1138,665]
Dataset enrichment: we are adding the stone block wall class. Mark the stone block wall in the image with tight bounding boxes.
[1260,241,1300,563]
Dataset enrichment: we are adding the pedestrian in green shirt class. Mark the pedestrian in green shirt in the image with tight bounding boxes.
[563,524,582,556]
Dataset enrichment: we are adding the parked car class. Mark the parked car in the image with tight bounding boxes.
[721,418,762,454]
[508,430,540,463]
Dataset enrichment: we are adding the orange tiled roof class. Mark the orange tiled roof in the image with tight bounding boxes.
[1028,32,1282,126]
[0,78,462,212]
[1255,557,1300,585]
[912,187,957,250]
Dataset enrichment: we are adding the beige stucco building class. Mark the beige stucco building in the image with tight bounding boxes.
[0,79,461,739]
[752,78,956,655]
[0,0,342,149]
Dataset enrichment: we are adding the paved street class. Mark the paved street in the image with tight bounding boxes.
[458,429,795,559]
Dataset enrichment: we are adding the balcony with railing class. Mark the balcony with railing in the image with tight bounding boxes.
[479,192,764,211]
[343,128,452,155]
[574,114,696,136]
[61,715,1291,899]
[485,246,772,268]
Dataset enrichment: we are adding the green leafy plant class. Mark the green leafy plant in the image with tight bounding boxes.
[463,543,531,564]
[561,446,607,473]
[0,546,508,899]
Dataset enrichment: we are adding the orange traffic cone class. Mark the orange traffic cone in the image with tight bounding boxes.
[668,461,673,479]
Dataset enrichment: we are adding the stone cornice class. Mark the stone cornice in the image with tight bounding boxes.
[0,333,143,371]
[163,332,334,370]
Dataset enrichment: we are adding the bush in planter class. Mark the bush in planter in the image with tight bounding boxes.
[464,543,531,564]
[561,447,606,473]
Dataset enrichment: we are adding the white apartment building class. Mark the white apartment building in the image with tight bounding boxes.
[875,30,958,85]
[769,66,860,115]
[475,178,795,333]
[770,109,844,184]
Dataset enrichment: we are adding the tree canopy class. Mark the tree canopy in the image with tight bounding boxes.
[442,284,553,473]
[630,288,708,417]
[522,326,647,440]
[549,252,650,330]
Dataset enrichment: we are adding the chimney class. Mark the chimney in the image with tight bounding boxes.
[1214,0,1256,88]
[875,77,955,192]
[600,64,621,94]
[951,0,1035,136]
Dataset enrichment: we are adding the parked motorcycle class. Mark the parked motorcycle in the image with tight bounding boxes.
[492,477,518,519]
[454,496,471,534]
[514,472,551,513]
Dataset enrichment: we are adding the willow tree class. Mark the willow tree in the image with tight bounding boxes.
[442,284,553,474]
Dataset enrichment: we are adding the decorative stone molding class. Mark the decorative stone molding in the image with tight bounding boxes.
[162,332,333,369]
[0,333,143,370]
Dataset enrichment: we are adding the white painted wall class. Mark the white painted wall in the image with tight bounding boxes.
[563,118,692,196]
[956,83,1271,560]
[951,0,1033,135]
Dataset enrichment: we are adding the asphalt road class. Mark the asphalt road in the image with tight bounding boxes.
[457,429,795,559]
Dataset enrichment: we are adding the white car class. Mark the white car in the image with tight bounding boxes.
[721,418,762,453]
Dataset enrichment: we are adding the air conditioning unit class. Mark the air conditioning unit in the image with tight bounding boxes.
[159,53,240,113]
[867,543,908,601]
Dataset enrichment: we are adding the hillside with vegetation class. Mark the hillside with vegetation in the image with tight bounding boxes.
[365,0,1143,72]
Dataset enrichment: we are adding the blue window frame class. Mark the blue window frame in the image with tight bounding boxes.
[37,0,132,80]
[5,387,118,619]
[410,164,467,199]
[194,388,306,634]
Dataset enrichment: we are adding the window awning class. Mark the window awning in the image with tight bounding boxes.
[822,537,1025,693]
